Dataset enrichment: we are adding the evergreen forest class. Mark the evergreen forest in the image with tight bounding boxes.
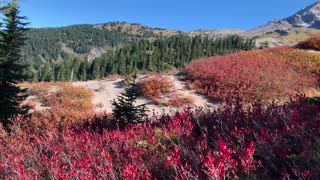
[23,30,255,81]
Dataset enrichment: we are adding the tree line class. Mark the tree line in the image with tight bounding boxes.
[32,35,255,82]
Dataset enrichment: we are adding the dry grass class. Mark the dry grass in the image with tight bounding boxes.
[104,22,179,37]
[21,82,94,126]
[305,88,320,99]
[258,28,320,46]
[167,95,195,107]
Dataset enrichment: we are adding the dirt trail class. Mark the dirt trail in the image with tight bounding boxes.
[72,74,217,116]
[72,79,125,113]
[170,75,213,108]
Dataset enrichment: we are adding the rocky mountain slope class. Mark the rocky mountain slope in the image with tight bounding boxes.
[248,1,320,35]
[285,1,320,28]
[243,1,320,47]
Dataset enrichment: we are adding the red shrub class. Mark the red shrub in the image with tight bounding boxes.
[138,76,173,99]
[270,46,320,74]
[1,98,319,179]
[298,35,320,50]
[185,47,318,102]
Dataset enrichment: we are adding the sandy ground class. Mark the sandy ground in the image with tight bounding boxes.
[72,78,125,113]
[72,74,216,116]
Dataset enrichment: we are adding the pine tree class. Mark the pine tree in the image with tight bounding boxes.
[90,58,101,79]
[117,51,126,75]
[41,62,53,81]
[78,61,88,81]
[0,0,29,127]
[112,74,148,123]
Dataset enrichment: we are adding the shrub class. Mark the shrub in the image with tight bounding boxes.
[138,76,173,99]
[0,98,319,179]
[24,82,94,126]
[50,85,94,125]
[270,46,320,75]
[185,47,318,102]
[298,35,320,50]
[167,95,194,107]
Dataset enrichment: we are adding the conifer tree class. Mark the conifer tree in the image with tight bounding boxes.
[78,61,88,81]
[0,0,29,127]
[112,74,147,123]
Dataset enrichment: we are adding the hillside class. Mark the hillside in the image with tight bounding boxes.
[103,22,182,37]
[23,43,320,119]
[26,32,255,82]
[20,1,320,83]
[186,46,320,103]
[22,21,249,65]
[252,28,320,47]
[23,22,181,63]
[246,2,320,46]
[248,2,320,34]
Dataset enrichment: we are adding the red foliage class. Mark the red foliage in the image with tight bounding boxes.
[1,98,319,179]
[138,76,173,99]
[298,35,320,50]
[185,47,318,102]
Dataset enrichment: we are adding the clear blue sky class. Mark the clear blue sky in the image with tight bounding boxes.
[16,0,317,31]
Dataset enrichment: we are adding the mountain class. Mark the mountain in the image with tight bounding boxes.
[22,21,246,67]
[246,20,292,35]
[244,1,320,47]
[285,1,320,28]
[21,1,320,81]
[22,22,255,82]
[23,22,184,64]
[248,1,320,35]
[103,22,182,37]
[23,1,320,64]
[189,29,244,39]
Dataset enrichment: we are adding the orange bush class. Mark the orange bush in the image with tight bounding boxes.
[138,76,173,99]
[24,82,94,126]
[49,85,94,125]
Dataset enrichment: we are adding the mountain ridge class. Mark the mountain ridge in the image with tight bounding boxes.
[248,1,320,35]
[22,1,320,74]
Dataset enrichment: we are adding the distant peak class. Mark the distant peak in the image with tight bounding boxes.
[284,1,320,28]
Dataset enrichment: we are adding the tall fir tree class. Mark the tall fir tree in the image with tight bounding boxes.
[78,61,88,81]
[0,0,29,127]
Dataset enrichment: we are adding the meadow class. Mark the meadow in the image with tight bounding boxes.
[1,36,320,179]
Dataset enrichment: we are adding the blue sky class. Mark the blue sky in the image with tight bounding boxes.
[16,0,317,31]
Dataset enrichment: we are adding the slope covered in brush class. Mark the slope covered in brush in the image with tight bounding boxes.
[185,46,320,102]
